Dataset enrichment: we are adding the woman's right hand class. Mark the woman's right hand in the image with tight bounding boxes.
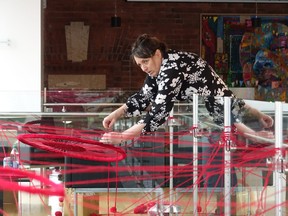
[102,104,128,129]
[102,114,116,129]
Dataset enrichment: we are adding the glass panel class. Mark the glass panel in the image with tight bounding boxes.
[175,96,283,215]
[0,96,287,215]
[231,99,277,216]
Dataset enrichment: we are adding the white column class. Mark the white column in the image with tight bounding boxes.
[274,101,284,216]
[224,97,231,216]
[0,0,42,112]
[192,94,199,215]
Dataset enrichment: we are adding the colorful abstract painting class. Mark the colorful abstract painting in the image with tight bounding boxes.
[201,14,288,101]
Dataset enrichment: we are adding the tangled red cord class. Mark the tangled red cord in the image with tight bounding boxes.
[0,167,64,196]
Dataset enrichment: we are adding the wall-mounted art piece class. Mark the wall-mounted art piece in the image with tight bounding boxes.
[65,22,90,62]
[201,14,288,102]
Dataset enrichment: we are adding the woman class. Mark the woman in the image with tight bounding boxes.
[101,34,274,214]
[101,33,273,144]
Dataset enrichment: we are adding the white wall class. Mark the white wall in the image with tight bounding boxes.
[0,0,42,112]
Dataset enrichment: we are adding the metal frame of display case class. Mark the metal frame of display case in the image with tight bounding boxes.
[274,102,285,216]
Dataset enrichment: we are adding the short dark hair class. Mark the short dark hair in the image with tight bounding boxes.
[131,34,167,59]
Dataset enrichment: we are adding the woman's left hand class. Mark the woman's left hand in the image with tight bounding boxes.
[259,113,274,128]
[100,132,123,145]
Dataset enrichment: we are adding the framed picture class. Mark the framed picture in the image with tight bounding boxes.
[200,14,288,101]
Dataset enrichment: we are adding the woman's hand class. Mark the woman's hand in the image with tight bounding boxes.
[102,114,116,130]
[244,130,275,144]
[100,132,123,145]
[258,113,274,128]
[102,104,128,130]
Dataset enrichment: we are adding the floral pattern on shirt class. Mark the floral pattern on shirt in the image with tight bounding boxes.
[126,50,245,133]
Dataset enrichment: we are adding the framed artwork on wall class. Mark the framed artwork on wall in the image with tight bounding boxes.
[200,14,288,102]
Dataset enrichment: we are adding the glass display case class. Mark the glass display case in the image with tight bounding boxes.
[0,93,287,215]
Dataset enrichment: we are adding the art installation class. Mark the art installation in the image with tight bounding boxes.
[0,93,286,215]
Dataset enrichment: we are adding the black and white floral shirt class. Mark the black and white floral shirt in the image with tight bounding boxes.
[125,50,245,133]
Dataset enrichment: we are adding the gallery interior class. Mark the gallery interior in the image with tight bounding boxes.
[0,0,288,215]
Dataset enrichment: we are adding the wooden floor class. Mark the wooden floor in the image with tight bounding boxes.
[2,168,287,216]
[4,193,50,216]
[3,188,287,216]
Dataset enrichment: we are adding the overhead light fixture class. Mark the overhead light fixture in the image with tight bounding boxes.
[111,16,121,27]
[252,0,262,28]
[111,0,121,27]
[252,17,262,28]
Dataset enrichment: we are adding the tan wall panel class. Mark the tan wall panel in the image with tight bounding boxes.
[48,75,106,90]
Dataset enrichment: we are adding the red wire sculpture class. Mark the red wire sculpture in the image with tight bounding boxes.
[17,134,127,162]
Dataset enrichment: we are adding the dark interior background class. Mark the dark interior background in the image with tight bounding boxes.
[44,0,288,90]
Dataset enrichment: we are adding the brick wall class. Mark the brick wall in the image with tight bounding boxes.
[44,0,288,90]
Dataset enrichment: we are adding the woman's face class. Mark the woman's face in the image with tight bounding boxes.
[133,49,162,77]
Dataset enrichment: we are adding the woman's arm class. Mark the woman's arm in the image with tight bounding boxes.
[243,104,274,128]
[101,77,157,144]
[234,104,274,142]
[100,123,145,145]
